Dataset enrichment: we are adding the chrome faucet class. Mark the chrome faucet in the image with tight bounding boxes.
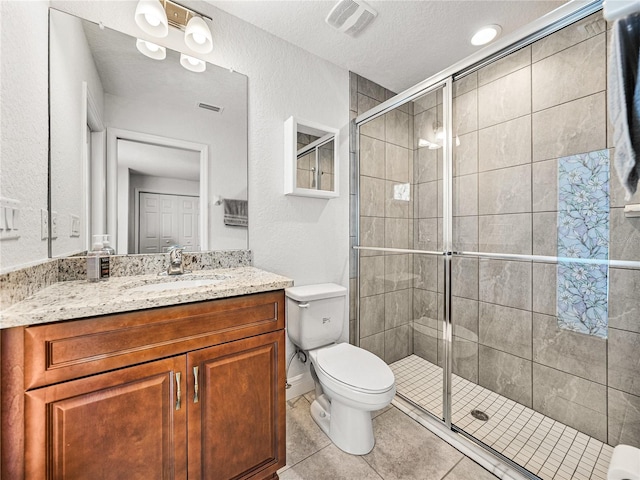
[167,245,185,275]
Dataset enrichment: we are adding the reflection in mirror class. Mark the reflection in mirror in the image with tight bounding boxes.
[113,134,204,254]
[284,117,339,199]
[49,8,248,256]
[296,134,335,192]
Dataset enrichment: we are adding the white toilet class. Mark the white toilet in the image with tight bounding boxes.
[285,283,396,455]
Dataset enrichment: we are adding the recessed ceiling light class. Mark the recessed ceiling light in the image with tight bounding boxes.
[471,24,502,46]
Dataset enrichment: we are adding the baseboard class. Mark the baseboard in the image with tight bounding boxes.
[285,372,314,400]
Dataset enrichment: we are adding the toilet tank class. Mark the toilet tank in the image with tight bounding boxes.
[285,283,347,350]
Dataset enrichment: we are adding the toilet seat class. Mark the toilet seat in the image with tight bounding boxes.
[311,343,395,394]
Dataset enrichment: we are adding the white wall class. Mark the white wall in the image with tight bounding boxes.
[49,9,105,257]
[0,1,50,272]
[2,0,350,391]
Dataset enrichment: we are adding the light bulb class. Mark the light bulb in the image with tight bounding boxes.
[180,53,206,72]
[184,16,213,54]
[134,0,168,38]
[144,12,161,27]
[136,38,166,60]
[192,32,206,45]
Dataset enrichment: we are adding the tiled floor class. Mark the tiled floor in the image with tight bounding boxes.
[279,391,500,480]
[390,355,614,480]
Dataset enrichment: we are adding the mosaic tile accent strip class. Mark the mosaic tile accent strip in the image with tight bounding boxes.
[557,149,610,339]
[390,355,614,480]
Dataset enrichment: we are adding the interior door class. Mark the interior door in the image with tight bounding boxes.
[139,192,163,253]
[159,194,178,251]
[179,195,199,251]
[139,192,199,253]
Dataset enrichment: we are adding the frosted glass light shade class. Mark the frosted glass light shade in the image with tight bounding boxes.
[136,39,166,60]
[184,16,213,54]
[134,0,168,38]
[180,53,206,73]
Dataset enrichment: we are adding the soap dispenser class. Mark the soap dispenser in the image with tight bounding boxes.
[87,235,110,282]
[87,239,103,283]
[101,234,115,256]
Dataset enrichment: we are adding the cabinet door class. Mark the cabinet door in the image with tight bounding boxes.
[188,331,286,480]
[25,356,187,480]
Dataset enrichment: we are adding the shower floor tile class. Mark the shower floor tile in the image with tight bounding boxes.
[389,355,614,480]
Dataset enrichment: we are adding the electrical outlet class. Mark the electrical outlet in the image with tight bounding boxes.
[41,209,49,240]
[51,211,58,239]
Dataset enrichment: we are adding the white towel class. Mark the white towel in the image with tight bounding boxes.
[609,14,640,200]
[608,444,640,480]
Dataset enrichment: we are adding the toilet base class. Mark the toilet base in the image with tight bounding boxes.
[310,394,375,455]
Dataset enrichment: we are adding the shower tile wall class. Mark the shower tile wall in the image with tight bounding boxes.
[351,10,640,450]
[412,87,444,372]
[449,12,640,448]
[349,73,415,364]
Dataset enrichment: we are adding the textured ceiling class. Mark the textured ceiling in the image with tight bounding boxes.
[208,0,570,93]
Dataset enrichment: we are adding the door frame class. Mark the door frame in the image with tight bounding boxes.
[106,128,209,254]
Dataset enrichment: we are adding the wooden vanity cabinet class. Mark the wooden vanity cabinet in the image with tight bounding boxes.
[1,290,286,480]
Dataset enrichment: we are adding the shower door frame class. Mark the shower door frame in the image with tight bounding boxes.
[354,78,454,427]
[353,0,604,476]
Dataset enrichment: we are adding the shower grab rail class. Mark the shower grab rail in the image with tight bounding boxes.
[353,246,443,256]
[353,245,640,269]
[456,251,640,269]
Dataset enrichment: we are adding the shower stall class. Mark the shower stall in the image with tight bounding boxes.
[351,5,639,480]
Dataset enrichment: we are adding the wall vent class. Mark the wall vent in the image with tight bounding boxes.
[198,103,224,113]
[325,0,377,37]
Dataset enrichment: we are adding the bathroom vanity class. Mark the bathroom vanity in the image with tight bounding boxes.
[1,266,291,480]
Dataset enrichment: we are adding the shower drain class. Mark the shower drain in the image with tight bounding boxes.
[471,409,489,421]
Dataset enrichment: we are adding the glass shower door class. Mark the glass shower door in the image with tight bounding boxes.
[356,81,449,423]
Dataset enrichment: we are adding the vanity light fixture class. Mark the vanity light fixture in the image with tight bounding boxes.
[136,39,167,60]
[134,0,213,70]
[184,16,213,54]
[471,24,502,46]
[134,0,168,38]
[180,53,206,72]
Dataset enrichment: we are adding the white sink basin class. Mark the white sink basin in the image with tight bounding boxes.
[130,278,227,293]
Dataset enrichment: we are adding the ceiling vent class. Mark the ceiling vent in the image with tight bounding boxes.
[325,0,377,37]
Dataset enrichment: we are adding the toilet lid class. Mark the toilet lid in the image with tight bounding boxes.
[314,343,395,394]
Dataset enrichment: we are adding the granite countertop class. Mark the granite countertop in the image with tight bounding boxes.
[0,267,293,329]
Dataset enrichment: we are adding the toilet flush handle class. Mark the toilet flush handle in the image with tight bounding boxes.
[298,302,310,308]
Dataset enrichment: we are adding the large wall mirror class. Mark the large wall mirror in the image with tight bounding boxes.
[49,8,248,256]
